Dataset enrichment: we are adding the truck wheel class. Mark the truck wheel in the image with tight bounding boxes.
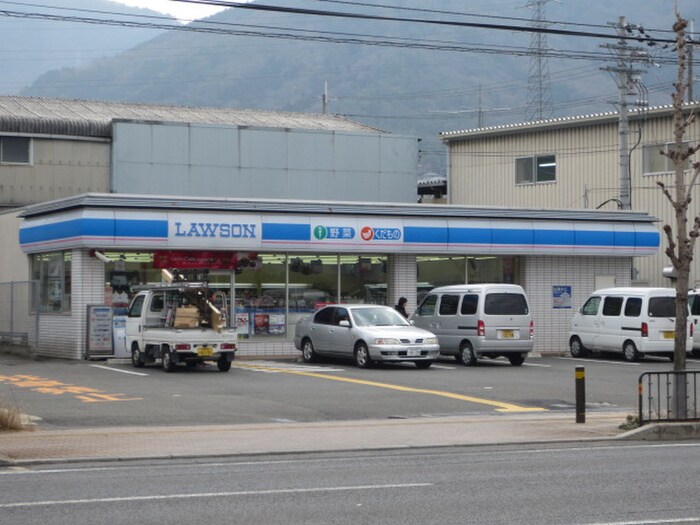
[457,342,477,366]
[162,347,176,372]
[131,345,145,368]
[217,357,231,372]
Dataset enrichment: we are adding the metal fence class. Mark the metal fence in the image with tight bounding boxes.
[638,371,700,424]
[0,281,35,348]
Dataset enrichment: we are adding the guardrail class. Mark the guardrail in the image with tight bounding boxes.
[638,371,700,424]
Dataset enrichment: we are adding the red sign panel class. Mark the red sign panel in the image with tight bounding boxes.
[153,250,238,270]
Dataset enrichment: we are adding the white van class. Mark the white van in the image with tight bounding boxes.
[687,290,700,358]
[569,287,692,362]
[411,284,533,366]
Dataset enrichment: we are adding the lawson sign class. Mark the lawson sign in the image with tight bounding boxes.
[18,209,659,256]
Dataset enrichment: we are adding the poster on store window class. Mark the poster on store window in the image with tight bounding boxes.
[552,285,572,309]
[254,314,269,335]
[268,314,285,336]
[235,313,250,338]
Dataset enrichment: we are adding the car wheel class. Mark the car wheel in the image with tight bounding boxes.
[622,341,640,362]
[415,360,433,369]
[131,345,145,368]
[508,353,525,366]
[354,343,372,368]
[457,342,477,366]
[302,339,317,363]
[569,337,587,358]
[692,348,700,358]
[162,346,176,372]
[217,357,231,372]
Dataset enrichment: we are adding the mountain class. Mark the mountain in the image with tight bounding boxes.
[0,0,170,94]
[18,0,700,174]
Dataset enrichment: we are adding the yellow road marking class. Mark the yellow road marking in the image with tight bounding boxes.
[235,363,546,413]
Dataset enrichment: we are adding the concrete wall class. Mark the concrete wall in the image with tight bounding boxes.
[0,136,110,207]
[112,122,419,203]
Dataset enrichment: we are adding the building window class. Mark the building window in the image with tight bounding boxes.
[31,251,72,313]
[643,142,691,175]
[515,155,556,184]
[0,136,31,164]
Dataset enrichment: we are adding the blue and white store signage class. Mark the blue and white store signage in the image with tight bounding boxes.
[19,209,660,256]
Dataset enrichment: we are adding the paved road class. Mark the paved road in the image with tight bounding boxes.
[2,353,700,429]
[2,442,700,525]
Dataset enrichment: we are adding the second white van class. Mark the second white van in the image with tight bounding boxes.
[411,284,533,366]
[569,287,692,362]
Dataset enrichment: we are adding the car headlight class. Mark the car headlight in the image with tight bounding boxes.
[374,338,400,345]
[425,337,439,345]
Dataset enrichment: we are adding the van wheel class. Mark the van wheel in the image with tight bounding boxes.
[354,343,372,368]
[569,337,587,358]
[457,342,477,366]
[692,349,700,358]
[508,353,525,366]
[622,341,640,362]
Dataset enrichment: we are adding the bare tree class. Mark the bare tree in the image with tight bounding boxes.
[657,12,700,415]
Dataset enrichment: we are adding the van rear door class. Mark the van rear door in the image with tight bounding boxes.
[482,292,530,342]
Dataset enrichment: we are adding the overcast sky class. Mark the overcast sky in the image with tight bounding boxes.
[110,1,228,21]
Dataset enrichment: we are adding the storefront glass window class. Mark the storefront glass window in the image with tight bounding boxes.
[103,252,156,315]
[235,253,288,339]
[339,255,387,305]
[416,255,521,302]
[31,251,71,313]
[286,254,339,335]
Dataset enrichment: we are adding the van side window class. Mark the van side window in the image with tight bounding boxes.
[581,296,600,315]
[439,294,460,315]
[648,297,676,318]
[460,294,478,315]
[691,296,700,316]
[602,297,623,316]
[624,297,642,317]
[417,294,437,316]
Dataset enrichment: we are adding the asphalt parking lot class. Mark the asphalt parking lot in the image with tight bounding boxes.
[2,351,700,430]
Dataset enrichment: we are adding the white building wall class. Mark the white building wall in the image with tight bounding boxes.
[33,249,105,359]
[446,108,700,288]
[523,255,630,354]
[388,254,417,313]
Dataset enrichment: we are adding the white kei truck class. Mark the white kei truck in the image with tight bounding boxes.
[125,282,237,372]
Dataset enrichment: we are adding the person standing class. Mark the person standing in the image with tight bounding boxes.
[394,297,409,318]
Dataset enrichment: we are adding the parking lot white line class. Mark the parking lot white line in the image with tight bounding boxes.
[431,364,457,370]
[578,518,700,525]
[522,362,551,368]
[554,357,640,366]
[89,365,148,376]
[235,361,347,373]
[0,483,432,508]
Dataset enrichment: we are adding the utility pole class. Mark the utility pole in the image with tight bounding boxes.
[601,16,650,210]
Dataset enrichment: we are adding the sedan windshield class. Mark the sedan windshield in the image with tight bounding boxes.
[352,307,410,327]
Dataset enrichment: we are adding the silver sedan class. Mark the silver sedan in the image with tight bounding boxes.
[294,304,440,368]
